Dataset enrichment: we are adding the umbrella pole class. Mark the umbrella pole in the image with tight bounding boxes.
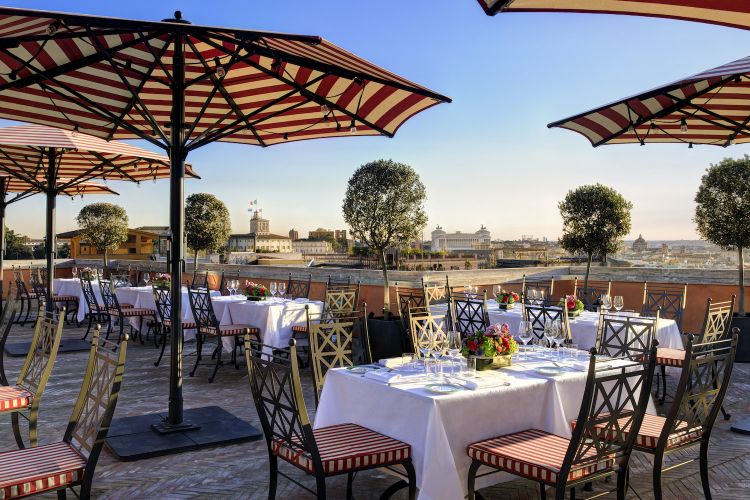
[45,148,56,313]
[0,178,7,317]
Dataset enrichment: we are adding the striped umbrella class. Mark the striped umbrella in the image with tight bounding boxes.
[0,7,450,432]
[547,55,750,147]
[476,0,750,30]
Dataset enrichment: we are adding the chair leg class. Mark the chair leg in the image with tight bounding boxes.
[700,439,712,500]
[617,467,628,500]
[467,460,480,500]
[659,364,667,404]
[346,471,354,500]
[11,412,25,449]
[190,335,203,377]
[57,490,66,499]
[539,482,547,500]
[82,314,93,340]
[720,405,731,421]
[155,327,169,367]
[209,341,223,383]
[653,449,664,500]
[268,453,278,500]
[315,474,326,500]
[21,298,30,326]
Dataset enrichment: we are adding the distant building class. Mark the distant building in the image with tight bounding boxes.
[229,211,291,253]
[58,228,158,260]
[632,234,648,252]
[431,225,491,252]
[288,228,299,241]
[309,227,347,243]
[292,239,333,255]
[249,211,270,235]
[136,226,170,255]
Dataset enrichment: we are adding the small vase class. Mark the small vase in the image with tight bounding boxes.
[471,354,512,371]
[569,309,582,318]
[246,295,264,301]
[499,302,515,310]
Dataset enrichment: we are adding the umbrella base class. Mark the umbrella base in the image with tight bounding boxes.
[105,405,262,461]
[5,339,90,357]
[730,416,750,435]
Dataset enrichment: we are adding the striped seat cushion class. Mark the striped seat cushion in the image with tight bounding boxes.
[164,320,197,330]
[272,423,410,475]
[110,307,154,317]
[51,295,78,302]
[0,386,32,412]
[291,325,308,334]
[119,303,134,309]
[656,348,685,367]
[0,442,86,499]
[20,293,36,299]
[204,325,260,337]
[467,429,614,484]
[574,413,702,450]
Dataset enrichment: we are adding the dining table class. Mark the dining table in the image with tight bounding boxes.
[315,352,656,500]
[430,300,683,350]
[53,277,102,324]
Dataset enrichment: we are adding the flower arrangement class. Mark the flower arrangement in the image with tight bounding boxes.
[244,281,269,301]
[462,323,519,357]
[558,294,584,317]
[152,273,171,286]
[79,267,95,279]
[496,290,520,309]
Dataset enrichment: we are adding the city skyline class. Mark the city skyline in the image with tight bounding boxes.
[1,0,749,241]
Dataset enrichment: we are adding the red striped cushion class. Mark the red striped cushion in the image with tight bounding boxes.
[204,325,259,336]
[20,293,36,299]
[0,386,32,412]
[291,325,308,334]
[467,429,614,484]
[110,308,154,317]
[119,303,134,309]
[51,295,78,302]
[0,442,86,498]
[656,348,685,367]
[164,320,197,330]
[574,413,702,450]
[272,423,410,474]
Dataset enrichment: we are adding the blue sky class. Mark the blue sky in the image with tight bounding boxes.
[3,0,750,241]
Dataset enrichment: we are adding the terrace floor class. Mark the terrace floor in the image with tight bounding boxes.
[1,320,748,499]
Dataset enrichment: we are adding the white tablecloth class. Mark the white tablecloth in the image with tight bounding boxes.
[431,301,683,350]
[53,278,102,324]
[227,298,324,350]
[315,358,655,500]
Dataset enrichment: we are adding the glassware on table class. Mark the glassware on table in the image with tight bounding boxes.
[71,267,78,278]
[447,330,462,359]
[613,295,624,312]
[143,273,150,285]
[600,294,611,312]
[269,281,277,298]
[493,285,502,299]
[538,289,546,306]
[278,282,286,299]
[553,322,566,358]
[527,288,537,305]
[466,356,477,376]
[543,320,554,351]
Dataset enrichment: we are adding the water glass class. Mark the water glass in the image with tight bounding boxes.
[600,294,611,312]
[613,295,624,312]
[143,272,150,285]
[466,356,477,376]
[447,330,462,359]
[269,281,277,298]
[278,282,286,299]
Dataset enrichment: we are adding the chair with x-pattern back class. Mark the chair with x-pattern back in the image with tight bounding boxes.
[450,289,490,338]
[13,266,36,326]
[287,273,312,300]
[109,273,131,288]
[323,284,359,320]
[99,277,154,344]
[218,269,240,296]
[597,310,659,360]
[409,311,449,358]
[523,304,570,345]
[575,278,612,310]
[522,275,555,306]
[191,270,209,290]
[152,284,198,367]
[326,275,352,290]
[309,313,358,406]
[642,282,687,328]
[1,307,64,449]
[0,283,22,386]
[31,267,78,325]
[244,336,416,499]
[469,345,657,500]
[79,277,108,342]
[397,287,428,340]
[0,326,128,499]
[421,276,449,306]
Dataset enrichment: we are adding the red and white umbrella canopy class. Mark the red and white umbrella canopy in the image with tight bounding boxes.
[476,0,750,30]
[0,8,450,149]
[548,55,750,147]
[2,175,118,198]
[0,124,197,184]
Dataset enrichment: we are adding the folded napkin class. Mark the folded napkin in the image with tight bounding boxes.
[454,374,510,390]
[363,370,426,385]
[293,298,309,303]
[378,356,413,369]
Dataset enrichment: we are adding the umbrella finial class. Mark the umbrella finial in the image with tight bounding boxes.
[174,10,182,20]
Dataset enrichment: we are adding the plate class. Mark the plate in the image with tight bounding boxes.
[425,383,465,394]
[346,365,381,374]
[535,366,567,376]
[595,364,614,371]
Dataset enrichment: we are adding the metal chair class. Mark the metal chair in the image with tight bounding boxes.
[2,307,64,449]
[188,287,260,382]
[641,282,687,329]
[397,287,428,339]
[523,304,571,345]
[218,269,240,296]
[449,288,490,337]
[98,277,154,343]
[575,278,612,310]
[522,275,555,306]
[152,283,197,367]
[309,313,357,406]
[30,268,78,325]
[287,273,312,300]
[468,345,657,500]
[191,270,209,289]
[12,267,37,326]
[79,277,109,341]
[421,276,449,306]
[326,275,352,290]
[244,337,416,500]
[0,283,20,386]
[408,310,449,358]
[109,273,131,288]
[0,326,127,499]
[597,311,659,360]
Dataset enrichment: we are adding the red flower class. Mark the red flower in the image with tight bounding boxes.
[512,292,520,301]
[501,295,508,303]
[566,296,576,310]
[468,340,478,352]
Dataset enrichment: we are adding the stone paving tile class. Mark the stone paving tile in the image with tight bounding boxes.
[0,320,748,499]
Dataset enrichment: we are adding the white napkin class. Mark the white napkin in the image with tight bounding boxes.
[378,356,412,369]
[363,370,426,385]
[454,374,510,390]
[294,298,309,303]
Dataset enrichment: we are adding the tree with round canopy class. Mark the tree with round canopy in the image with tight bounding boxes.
[185,193,231,266]
[75,203,129,270]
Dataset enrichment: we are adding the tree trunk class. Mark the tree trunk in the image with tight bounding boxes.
[380,250,390,318]
[739,247,746,316]
[194,249,198,268]
[583,252,593,299]
[103,248,108,275]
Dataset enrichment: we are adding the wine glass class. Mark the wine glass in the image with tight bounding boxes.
[600,294,611,312]
[543,320,554,350]
[447,330,461,359]
[539,289,546,306]
[143,272,150,285]
[553,321,566,357]
[270,281,277,298]
[278,282,287,299]
[71,267,78,278]
[613,295,624,313]
[527,288,537,305]
[518,320,532,345]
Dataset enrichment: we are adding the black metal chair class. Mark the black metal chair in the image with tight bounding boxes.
[326,275,352,290]
[0,326,127,499]
[397,288,428,340]
[244,336,416,499]
[218,269,240,296]
[98,278,154,343]
[30,269,78,325]
[79,277,109,341]
[449,288,490,337]
[0,283,20,386]
[468,345,657,500]
[522,275,555,306]
[191,270,209,289]
[152,284,198,367]
[12,267,37,326]
[287,273,312,299]
[308,312,358,406]
[523,304,570,345]
[641,282,687,329]
[575,279,612,311]
[597,311,659,360]
[109,273,131,288]
[188,287,260,382]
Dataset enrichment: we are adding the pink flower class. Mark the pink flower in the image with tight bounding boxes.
[500,323,510,335]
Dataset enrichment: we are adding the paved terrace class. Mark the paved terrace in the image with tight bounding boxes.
[1,321,748,499]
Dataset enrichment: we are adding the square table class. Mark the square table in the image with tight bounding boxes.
[53,278,99,324]
[226,298,324,350]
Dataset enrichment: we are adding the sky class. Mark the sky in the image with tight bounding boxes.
[2,0,750,241]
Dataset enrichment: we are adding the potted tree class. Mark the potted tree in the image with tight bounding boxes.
[558,184,632,301]
[185,193,232,267]
[695,156,750,362]
[343,159,427,357]
[76,202,128,273]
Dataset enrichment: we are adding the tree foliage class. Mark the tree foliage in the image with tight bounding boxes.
[694,156,750,314]
[185,193,232,264]
[342,159,427,312]
[76,203,128,265]
[4,229,32,259]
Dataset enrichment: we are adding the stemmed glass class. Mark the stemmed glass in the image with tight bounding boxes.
[232,279,240,296]
[543,320,555,351]
[517,320,532,358]
[553,321,567,358]
[613,295,624,313]
[143,273,150,286]
[269,281,277,298]
[446,330,462,377]
[538,289,546,306]
[278,282,286,299]
[71,267,78,278]
[600,294,611,312]
[527,288,537,305]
